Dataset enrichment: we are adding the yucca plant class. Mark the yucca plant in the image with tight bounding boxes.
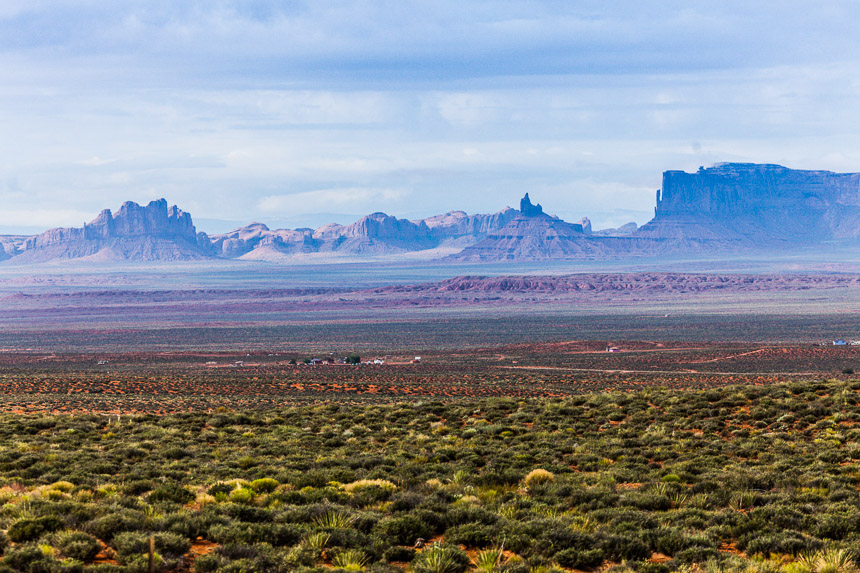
[331,549,369,571]
[728,489,757,511]
[569,516,594,532]
[798,548,857,573]
[412,544,468,573]
[302,532,331,553]
[497,504,518,520]
[314,509,356,529]
[649,482,670,497]
[687,493,711,509]
[473,547,505,572]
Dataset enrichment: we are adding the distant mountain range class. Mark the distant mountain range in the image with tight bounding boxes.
[3,162,860,264]
[0,193,635,263]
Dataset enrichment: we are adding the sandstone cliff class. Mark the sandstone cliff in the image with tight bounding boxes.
[209,223,317,258]
[419,208,518,245]
[209,209,518,259]
[13,199,210,262]
[636,163,860,246]
[313,212,434,254]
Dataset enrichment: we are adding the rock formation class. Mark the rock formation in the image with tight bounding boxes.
[577,217,593,234]
[208,208,519,259]
[7,163,860,264]
[592,221,638,237]
[453,195,619,261]
[453,195,688,261]
[313,212,434,254]
[209,223,317,258]
[12,199,210,262]
[636,163,860,246]
[419,208,518,245]
[519,193,543,217]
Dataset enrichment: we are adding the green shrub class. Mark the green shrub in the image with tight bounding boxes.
[148,483,195,505]
[56,530,102,562]
[86,511,145,542]
[2,544,80,573]
[637,562,672,573]
[249,478,279,494]
[7,516,65,543]
[375,515,433,546]
[522,469,555,488]
[228,487,255,504]
[601,533,650,561]
[122,480,155,496]
[672,546,721,565]
[383,546,416,563]
[113,531,191,563]
[445,522,497,548]
[555,547,605,569]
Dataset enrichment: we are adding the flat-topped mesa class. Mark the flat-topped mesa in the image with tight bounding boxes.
[639,162,860,244]
[655,163,860,217]
[519,193,544,217]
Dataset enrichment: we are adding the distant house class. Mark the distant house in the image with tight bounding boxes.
[309,358,323,365]
[833,340,848,346]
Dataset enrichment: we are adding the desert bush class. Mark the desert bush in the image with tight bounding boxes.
[86,511,145,541]
[555,547,604,569]
[55,530,101,561]
[148,483,195,505]
[7,515,65,542]
[249,478,279,493]
[383,545,415,563]
[113,531,191,562]
[522,469,555,488]
[374,515,433,546]
[2,543,77,573]
[445,522,498,548]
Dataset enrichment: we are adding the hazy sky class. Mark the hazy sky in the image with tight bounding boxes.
[3,1,860,234]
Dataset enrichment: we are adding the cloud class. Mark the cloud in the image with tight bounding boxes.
[4,2,860,88]
[3,3,860,232]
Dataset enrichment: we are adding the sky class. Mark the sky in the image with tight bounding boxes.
[3,1,860,234]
